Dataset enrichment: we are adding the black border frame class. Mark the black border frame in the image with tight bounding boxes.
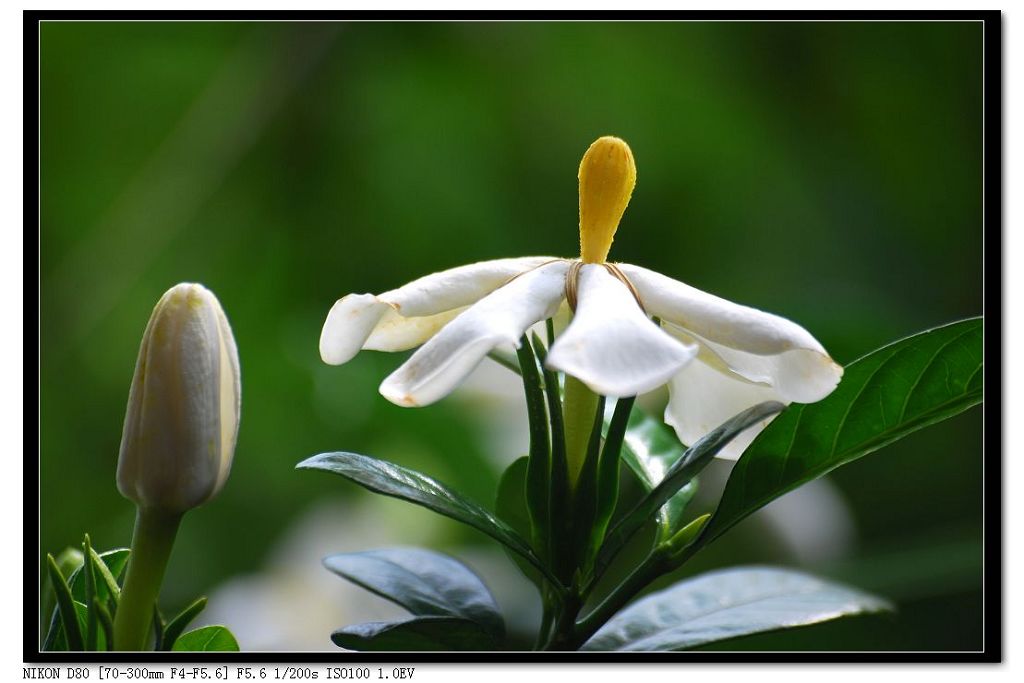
[25,9,1003,664]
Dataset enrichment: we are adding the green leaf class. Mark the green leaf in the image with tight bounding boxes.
[595,402,784,579]
[323,548,504,638]
[700,318,983,549]
[72,549,130,603]
[332,617,496,651]
[532,335,570,581]
[494,457,544,589]
[582,566,891,651]
[298,452,561,590]
[93,599,114,652]
[82,536,97,651]
[46,554,83,651]
[160,597,209,651]
[604,404,698,537]
[591,396,636,553]
[43,548,129,650]
[87,548,121,607]
[171,625,240,652]
[516,334,551,564]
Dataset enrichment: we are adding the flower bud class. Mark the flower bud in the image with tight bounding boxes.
[117,283,241,514]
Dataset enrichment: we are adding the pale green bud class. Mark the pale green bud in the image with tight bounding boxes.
[117,283,241,514]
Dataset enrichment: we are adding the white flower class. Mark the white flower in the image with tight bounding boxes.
[118,283,241,512]
[319,137,841,459]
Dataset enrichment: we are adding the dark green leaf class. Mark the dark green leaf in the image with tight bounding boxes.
[171,625,240,652]
[332,617,496,651]
[582,566,891,651]
[604,404,698,536]
[532,335,570,580]
[595,402,784,578]
[517,334,551,564]
[298,452,560,589]
[46,554,83,651]
[160,597,209,651]
[569,393,605,574]
[494,456,544,589]
[324,548,504,638]
[700,318,983,548]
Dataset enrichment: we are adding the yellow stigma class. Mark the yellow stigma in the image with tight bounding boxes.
[578,136,636,264]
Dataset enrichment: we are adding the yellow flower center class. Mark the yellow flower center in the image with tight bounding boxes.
[578,136,636,264]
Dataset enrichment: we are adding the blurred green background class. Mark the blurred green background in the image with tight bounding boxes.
[39,21,984,651]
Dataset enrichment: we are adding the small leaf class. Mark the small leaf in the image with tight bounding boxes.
[93,599,114,652]
[160,597,209,651]
[604,404,698,536]
[46,554,83,651]
[298,452,560,589]
[171,625,240,652]
[43,548,129,650]
[324,548,504,638]
[332,617,496,651]
[595,402,784,578]
[699,318,984,549]
[582,566,891,651]
[71,549,130,603]
[494,457,544,589]
[82,536,97,650]
[88,548,121,607]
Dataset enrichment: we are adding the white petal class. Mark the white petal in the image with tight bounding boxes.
[319,256,557,365]
[319,295,391,365]
[619,263,842,402]
[364,306,468,352]
[380,261,570,407]
[618,263,831,355]
[665,358,784,461]
[381,256,560,316]
[661,321,842,403]
[546,264,698,397]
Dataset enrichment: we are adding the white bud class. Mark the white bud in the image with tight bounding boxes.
[117,283,241,514]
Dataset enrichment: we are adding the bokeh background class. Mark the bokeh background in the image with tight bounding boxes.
[39,21,984,651]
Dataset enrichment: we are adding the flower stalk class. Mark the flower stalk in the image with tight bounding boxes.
[112,509,181,650]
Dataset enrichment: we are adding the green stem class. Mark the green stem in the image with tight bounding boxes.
[563,375,600,488]
[112,508,182,651]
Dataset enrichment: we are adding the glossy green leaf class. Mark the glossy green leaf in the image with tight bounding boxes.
[595,402,784,578]
[603,404,699,536]
[700,318,984,548]
[582,566,891,651]
[332,616,496,651]
[298,452,559,589]
[324,547,504,638]
[160,597,209,651]
[171,625,240,652]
